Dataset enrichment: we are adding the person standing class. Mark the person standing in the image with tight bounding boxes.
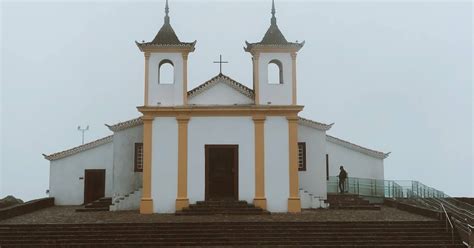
[338,166,348,193]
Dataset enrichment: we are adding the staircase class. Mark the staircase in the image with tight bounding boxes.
[110,188,142,211]
[326,193,381,210]
[76,197,112,212]
[176,200,270,215]
[300,189,329,209]
[0,221,464,247]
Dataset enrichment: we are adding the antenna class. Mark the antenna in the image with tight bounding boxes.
[77,125,89,145]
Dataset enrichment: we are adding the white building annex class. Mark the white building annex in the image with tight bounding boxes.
[44,0,390,214]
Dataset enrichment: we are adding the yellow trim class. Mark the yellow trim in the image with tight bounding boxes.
[144,52,150,106]
[140,116,154,214]
[287,115,301,212]
[176,115,190,210]
[182,53,188,105]
[138,105,303,117]
[253,115,266,209]
[291,52,297,105]
[253,53,260,105]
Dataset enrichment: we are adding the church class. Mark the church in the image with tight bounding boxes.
[44,0,389,214]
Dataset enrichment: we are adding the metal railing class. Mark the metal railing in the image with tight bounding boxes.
[327,176,473,247]
[441,203,455,244]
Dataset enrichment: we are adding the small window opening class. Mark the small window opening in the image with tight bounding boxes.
[158,59,174,84]
[268,59,283,84]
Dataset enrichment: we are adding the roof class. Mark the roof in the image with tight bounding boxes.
[188,73,255,100]
[326,135,390,160]
[43,135,113,161]
[244,1,304,52]
[298,117,333,131]
[136,1,196,51]
[106,117,143,132]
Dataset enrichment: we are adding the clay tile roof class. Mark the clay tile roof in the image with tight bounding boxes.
[105,117,143,132]
[326,135,390,160]
[43,135,113,161]
[298,117,333,131]
[136,1,196,50]
[244,1,304,52]
[188,73,255,100]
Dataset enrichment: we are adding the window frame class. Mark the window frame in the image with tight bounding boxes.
[134,143,144,172]
[298,142,306,171]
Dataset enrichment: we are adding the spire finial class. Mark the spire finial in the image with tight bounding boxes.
[164,0,170,24]
[271,0,276,25]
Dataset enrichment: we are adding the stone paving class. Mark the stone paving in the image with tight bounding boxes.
[0,206,435,224]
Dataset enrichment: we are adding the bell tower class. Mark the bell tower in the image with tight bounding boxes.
[245,0,304,106]
[136,0,196,106]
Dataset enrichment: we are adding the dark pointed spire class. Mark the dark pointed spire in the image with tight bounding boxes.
[271,0,276,25]
[164,0,170,24]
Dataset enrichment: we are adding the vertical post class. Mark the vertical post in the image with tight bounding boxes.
[253,115,266,209]
[287,115,301,212]
[176,115,190,210]
[253,53,260,105]
[140,115,154,214]
[291,52,297,105]
[182,53,188,105]
[144,52,150,106]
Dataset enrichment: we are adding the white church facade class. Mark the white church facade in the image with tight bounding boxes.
[44,1,389,214]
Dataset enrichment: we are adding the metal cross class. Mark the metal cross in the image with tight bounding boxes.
[213,54,228,74]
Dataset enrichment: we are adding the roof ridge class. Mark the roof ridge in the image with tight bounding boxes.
[43,135,113,161]
[106,117,143,132]
[326,135,390,159]
[298,116,333,131]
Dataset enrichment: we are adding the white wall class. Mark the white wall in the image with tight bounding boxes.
[258,53,293,105]
[188,117,255,204]
[326,140,384,180]
[112,125,143,196]
[188,81,254,105]
[264,117,289,212]
[49,142,114,205]
[147,53,184,106]
[151,117,178,213]
[298,125,328,200]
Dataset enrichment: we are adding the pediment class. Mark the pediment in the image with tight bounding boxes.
[188,74,254,105]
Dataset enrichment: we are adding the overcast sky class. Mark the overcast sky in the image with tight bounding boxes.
[1,0,472,201]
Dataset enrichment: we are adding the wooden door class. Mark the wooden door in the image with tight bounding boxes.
[84,169,106,204]
[205,145,238,200]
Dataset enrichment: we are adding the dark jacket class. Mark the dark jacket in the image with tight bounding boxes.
[338,169,347,180]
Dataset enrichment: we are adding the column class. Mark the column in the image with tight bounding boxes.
[144,52,150,106]
[176,115,190,210]
[182,53,188,105]
[140,115,154,214]
[253,53,260,105]
[253,115,266,209]
[287,115,301,212]
[291,52,297,105]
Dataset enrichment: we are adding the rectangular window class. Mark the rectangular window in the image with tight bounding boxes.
[134,143,144,172]
[326,154,329,180]
[298,142,306,171]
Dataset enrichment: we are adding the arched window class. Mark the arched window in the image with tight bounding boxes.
[268,59,283,84]
[158,59,174,84]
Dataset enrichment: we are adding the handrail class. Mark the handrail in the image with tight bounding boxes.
[441,203,455,244]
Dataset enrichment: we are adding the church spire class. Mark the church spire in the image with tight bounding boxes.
[164,0,170,25]
[271,0,276,25]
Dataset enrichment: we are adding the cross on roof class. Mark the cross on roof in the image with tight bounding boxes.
[213,54,228,74]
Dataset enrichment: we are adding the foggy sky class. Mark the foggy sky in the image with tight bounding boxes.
[1,0,472,201]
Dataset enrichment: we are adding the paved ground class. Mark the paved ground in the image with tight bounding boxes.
[0,206,435,224]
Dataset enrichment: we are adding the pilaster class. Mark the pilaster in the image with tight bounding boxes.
[253,115,266,209]
[176,115,190,210]
[140,115,154,214]
[287,115,301,212]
